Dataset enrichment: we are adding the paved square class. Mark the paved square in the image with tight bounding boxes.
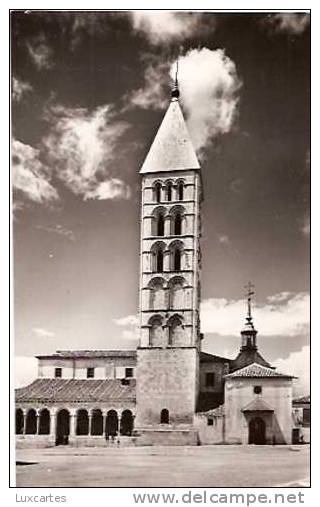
[15,445,310,487]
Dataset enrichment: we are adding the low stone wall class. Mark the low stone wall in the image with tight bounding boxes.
[16,435,137,448]
[16,435,55,448]
[134,428,199,446]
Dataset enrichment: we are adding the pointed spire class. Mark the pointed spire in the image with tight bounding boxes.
[230,283,272,372]
[140,60,200,174]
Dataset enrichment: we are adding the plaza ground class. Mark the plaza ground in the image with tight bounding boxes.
[15,445,310,487]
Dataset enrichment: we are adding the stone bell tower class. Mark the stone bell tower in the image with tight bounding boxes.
[135,76,203,441]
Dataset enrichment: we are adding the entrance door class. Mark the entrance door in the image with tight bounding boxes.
[249,417,266,444]
[56,409,70,445]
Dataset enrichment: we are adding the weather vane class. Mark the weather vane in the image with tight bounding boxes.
[171,58,180,99]
[175,59,179,88]
[244,281,255,321]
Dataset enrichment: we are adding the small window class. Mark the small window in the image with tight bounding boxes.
[205,372,215,387]
[154,182,161,203]
[177,182,184,201]
[166,182,173,201]
[54,367,62,378]
[157,214,165,236]
[254,385,262,394]
[207,418,214,426]
[156,249,164,273]
[87,367,95,378]
[174,213,182,235]
[125,367,134,378]
[160,408,169,424]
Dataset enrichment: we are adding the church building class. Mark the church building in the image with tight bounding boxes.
[15,78,296,447]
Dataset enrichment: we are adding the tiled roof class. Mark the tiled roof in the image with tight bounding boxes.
[200,351,231,363]
[197,405,225,417]
[36,350,137,359]
[293,395,310,404]
[230,349,272,372]
[225,362,295,379]
[242,398,274,412]
[140,99,200,174]
[15,378,136,403]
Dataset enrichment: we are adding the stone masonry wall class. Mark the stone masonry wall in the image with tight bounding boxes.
[136,347,199,427]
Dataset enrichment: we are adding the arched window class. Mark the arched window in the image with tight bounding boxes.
[120,410,134,436]
[166,181,173,202]
[149,315,164,347]
[25,409,37,434]
[154,182,162,203]
[15,409,24,435]
[157,213,165,236]
[91,409,104,436]
[168,315,184,345]
[174,213,182,235]
[76,409,89,436]
[168,277,185,309]
[38,408,50,435]
[169,206,185,236]
[177,181,184,201]
[169,241,183,272]
[151,242,165,273]
[160,409,169,424]
[149,277,165,309]
[151,207,166,236]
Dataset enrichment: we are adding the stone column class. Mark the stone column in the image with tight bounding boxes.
[88,411,93,436]
[164,217,171,236]
[36,410,40,435]
[50,409,57,438]
[21,409,26,435]
[70,409,77,437]
[164,249,171,271]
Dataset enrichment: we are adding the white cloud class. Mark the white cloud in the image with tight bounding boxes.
[15,356,38,388]
[129,48,241,154]
[32,327,55,338]
[27,35,53,70]
[130,11,208,44]
[201,292,309,336]
[129,61,169,110]
[218,234,231,245]
[172,48,242,153]
[87,178,131,200]
[43,104,131,200]
[301,216,310,237]
[274,345,310,396]
[36,224,76,242]
[264,13,310,35]
[12,76,32,102]
[114,314,139,341]
[12,139,59,204]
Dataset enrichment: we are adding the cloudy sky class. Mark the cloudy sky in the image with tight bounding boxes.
[12,10,310,394]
